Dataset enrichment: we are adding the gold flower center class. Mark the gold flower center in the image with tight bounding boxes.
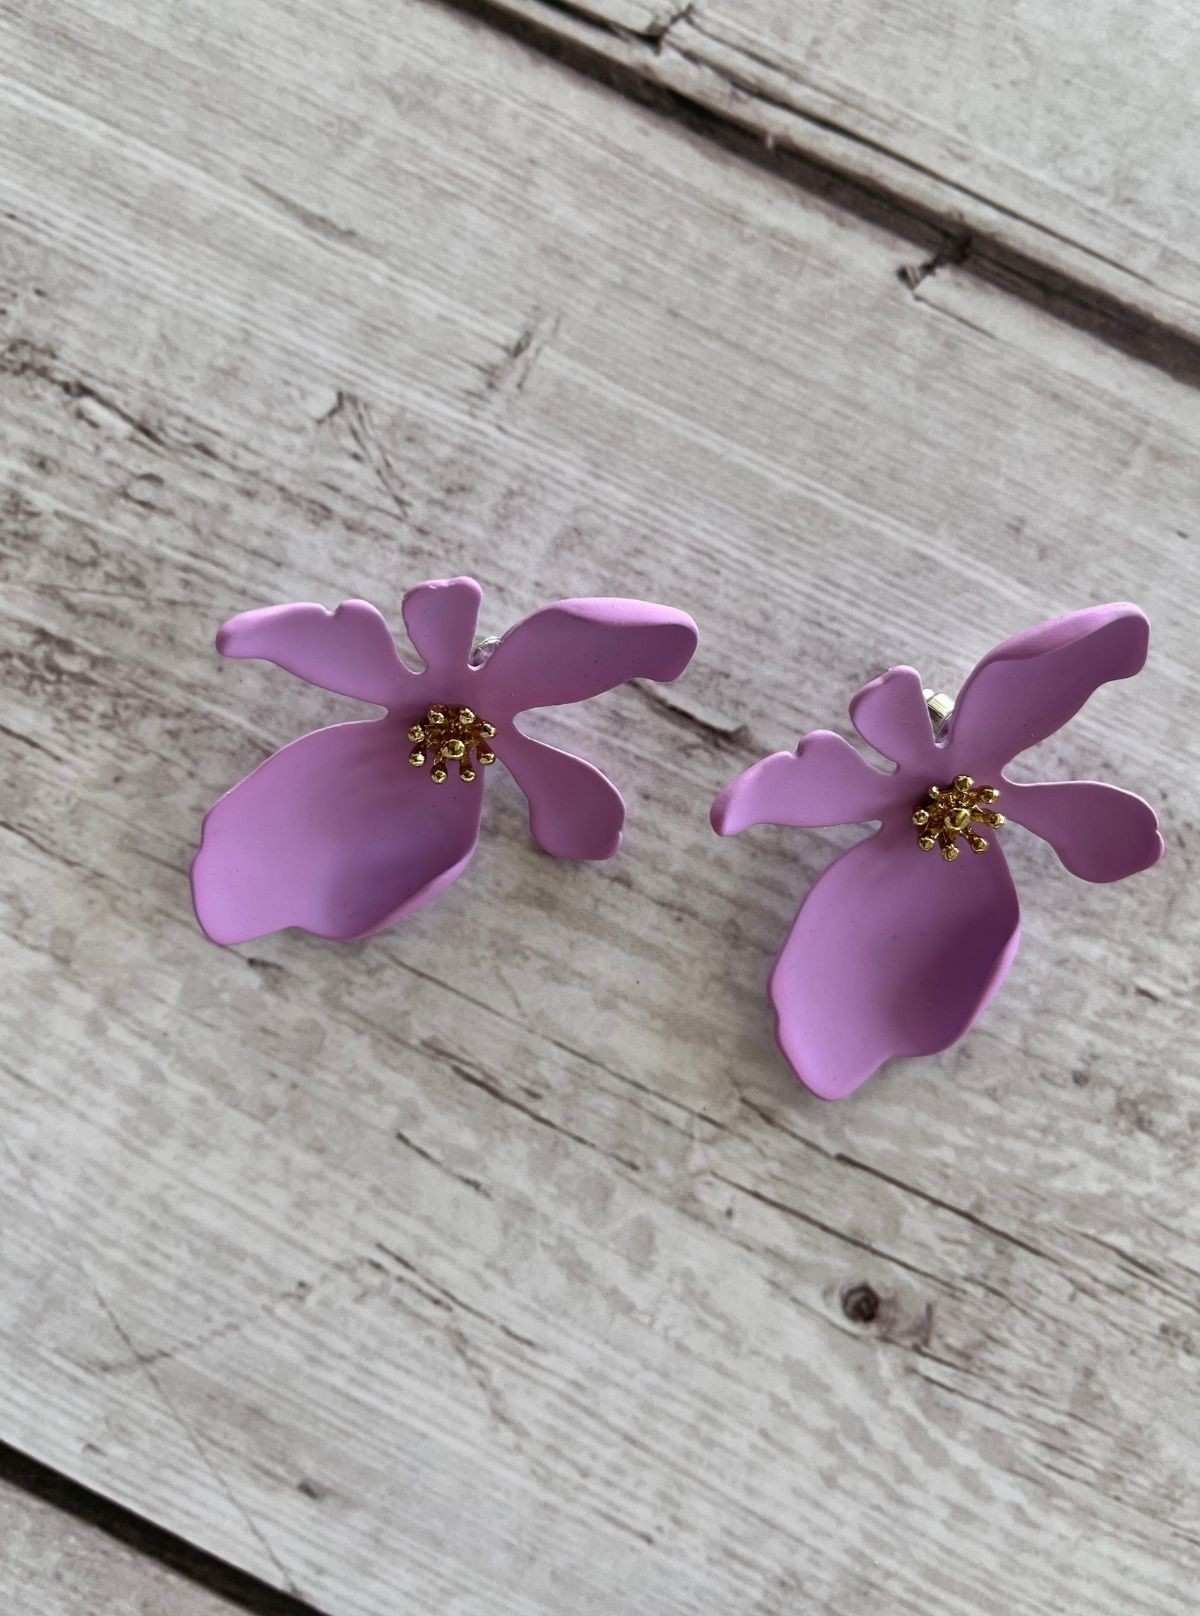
[912,775,1004,862]
[408,704,496,784]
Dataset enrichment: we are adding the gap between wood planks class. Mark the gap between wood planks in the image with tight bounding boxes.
[0,1441,331,1616]
[434,0,1200,388]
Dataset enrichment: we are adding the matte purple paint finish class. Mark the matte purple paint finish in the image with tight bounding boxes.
[712,604,1164,1100]
[193,577,698,945]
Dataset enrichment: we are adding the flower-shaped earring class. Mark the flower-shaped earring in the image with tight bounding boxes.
[712,604,1163,1100]
[193,576,698,944]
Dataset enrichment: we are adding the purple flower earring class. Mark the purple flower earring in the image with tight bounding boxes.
[712,604,1163,1100]
[193,576,698,944]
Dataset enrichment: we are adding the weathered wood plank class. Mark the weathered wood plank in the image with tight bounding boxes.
[0,1463,251,1616]
[1,1,1197,1613]
[468,0,1200,355]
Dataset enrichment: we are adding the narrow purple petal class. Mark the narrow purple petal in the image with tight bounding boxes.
[478,598,697,715]
[192,719,482,944]
[945,603,1150,773]
[1002,779,1164,883]
[401,577,483,676]
[217,600,412,706]
[498,725,625,859]
[711,731,902,836]
[849,666,936,769]
[770,823,1021,1098]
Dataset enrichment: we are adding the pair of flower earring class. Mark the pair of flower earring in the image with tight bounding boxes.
[192,578,1163,1100]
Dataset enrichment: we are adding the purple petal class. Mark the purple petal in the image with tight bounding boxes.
[849,666,936,769]
[945,603,1150,773]
[401,577,483,676]
[192,719,481,944]
[711,731,903,835]
[498,725,625,859]
[770,823,1021,1099]
[479,598,697,715]
[218,600,412,706]
[1003,779,1164,883]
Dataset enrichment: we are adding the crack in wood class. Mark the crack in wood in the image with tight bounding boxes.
[390,1125,494,1198]
[2,338,169,447]
[630,678,747,744]
[372,1244,540,1350]
[712,1171,962,1292]
[475,312,560,398]
[900,230,973,292]
[244,177,367,251]
[833,1153,1054,1265]
[434,0,1200,386]
[437,1046,644,1172]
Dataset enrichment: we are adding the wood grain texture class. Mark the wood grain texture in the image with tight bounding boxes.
[468,0,1200,359]
[0,1476,236,1616]
[0,1445,320,1616]
[1,2,1198,1614]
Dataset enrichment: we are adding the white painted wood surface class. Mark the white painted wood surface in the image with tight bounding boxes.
[1,2,1198,1613]
[479,0,1200,350]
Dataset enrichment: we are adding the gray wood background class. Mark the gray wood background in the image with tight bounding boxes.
[1,3,1197,1613]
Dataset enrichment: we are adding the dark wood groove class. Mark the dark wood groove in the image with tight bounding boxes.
[433,0,1200,389]
[0,1441,333,1616]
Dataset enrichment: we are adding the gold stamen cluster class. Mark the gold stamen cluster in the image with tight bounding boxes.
[408,704,496,784]
[912,775,1004,861]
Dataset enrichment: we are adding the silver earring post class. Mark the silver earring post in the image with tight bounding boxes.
[923,687,955,740]
[470,635,501,668]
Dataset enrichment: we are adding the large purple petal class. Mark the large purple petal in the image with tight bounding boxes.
[1002,779,1164,883]
[770,822,1021,1099]
[945,603,1149,773]
[217,600,412,706]
[192,719,482,944]
[711,731,903,835]
[849,666,936,769]
[401,577,483,677]
[478,599,698,715]
[498,725,625,859]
